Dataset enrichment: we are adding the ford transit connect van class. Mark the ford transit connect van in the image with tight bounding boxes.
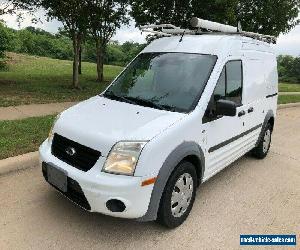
[39,19,278,228]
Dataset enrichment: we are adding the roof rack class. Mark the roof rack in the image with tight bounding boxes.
[140,17,276,44]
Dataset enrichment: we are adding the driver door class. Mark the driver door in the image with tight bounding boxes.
[202,60,246,179]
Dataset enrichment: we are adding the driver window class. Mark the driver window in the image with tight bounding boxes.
[203,60,243,123]
[213,68,226,105]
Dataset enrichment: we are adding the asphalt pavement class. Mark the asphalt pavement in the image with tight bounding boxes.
[0,107,299,250]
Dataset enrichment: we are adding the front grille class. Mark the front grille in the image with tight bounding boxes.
[42,163,91,210]
[51,133,101,172]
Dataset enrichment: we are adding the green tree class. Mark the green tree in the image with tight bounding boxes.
[130,0,300,36]
[121,41,146,64]
[86,0,130,82]
[277,55,295,77]
[31,0,89,88]
[81,39,145,66]
[0,21,145,66]
[277,55,300,82]
[0,21,10,69]
[1,0,33,16]
[106,42,126,66]
[239,0,300,36]
[1,0,33,68]
[293,57,300,81]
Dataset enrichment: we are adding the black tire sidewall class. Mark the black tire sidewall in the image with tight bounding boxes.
[157,161,197,228]
[253,123,272,159]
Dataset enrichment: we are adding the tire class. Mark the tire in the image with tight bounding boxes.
[157,161,197,228]
[252,123,272,159]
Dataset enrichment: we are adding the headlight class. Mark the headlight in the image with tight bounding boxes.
[48,114,61,141]
[103,141,147,176]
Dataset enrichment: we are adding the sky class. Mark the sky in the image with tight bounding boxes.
[2,10,300,56]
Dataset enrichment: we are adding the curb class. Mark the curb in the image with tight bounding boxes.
[0,103,299,176]
[278,102,300,110]
[0,151,39,176]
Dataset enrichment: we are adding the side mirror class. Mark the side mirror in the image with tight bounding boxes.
[215,99,237,117]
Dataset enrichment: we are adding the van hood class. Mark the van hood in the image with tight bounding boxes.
[54,96,185,157]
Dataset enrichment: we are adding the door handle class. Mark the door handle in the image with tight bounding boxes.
[238,110,246,117]
[248,107,254,113]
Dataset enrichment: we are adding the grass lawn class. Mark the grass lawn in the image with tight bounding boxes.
[0,115,55,160]
[279,82,300,92]
[278,95,300,104]
[0,53,123,107]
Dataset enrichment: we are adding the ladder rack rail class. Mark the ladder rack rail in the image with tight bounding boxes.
[140,18,277,44]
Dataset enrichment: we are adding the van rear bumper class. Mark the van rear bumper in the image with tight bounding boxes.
[39,140,154,219]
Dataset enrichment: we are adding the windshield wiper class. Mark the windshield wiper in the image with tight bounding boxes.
[126,96,177,112]
[104,92,178,112]
[121,96,163,110]
[103,91,137,105]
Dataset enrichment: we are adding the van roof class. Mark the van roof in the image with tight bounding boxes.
[142,35,275,57]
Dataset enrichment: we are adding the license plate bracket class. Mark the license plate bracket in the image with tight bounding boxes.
[47,163,68,192]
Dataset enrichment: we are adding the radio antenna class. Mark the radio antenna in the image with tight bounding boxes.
[179,29,186,42]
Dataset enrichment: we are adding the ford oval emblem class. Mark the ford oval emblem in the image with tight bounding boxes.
[65,147,76,156]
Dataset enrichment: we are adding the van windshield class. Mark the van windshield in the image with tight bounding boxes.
[103,52,217,113]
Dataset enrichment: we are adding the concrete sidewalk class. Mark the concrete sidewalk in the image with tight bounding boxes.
[0,102,77,121]
[279,91,300,95]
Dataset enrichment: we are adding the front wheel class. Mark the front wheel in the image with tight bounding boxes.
[252,123,272,159]
[157,161,197,228]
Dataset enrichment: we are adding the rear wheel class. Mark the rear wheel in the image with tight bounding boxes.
[157,161,197,228]
[252,123,272,159]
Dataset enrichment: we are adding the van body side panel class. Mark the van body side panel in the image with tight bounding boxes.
[242,51,278,151]
[241,57,267,152]
[199,44,277,181]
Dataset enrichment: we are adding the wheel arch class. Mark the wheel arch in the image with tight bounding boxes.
[138,141,205,222]
[256,109,275,147]
[182,154,202,186]
[268,116,275,131]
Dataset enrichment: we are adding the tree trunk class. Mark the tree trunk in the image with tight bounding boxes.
[96,40,105,83]
[79,45,82,75]
[72,35,81,88]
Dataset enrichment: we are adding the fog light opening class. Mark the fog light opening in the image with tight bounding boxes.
[106,199,126,212]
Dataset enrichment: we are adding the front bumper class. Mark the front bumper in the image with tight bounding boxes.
[39,140,154,219]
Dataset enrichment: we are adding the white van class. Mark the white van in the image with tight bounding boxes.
[39,19,278,228]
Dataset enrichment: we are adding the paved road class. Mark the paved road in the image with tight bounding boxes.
[1,107,299,250]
